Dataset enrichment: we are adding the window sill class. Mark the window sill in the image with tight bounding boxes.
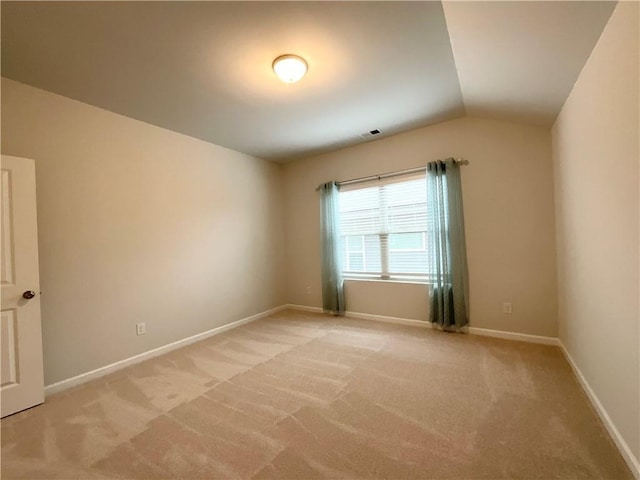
[343,276,432,286]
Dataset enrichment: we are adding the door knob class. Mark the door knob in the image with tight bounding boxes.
[22,290,36,300]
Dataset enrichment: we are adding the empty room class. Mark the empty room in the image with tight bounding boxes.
[0,1,638,479]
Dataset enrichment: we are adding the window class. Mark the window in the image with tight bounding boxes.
[338,174,430,281]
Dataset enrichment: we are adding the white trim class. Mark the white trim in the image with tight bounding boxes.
[343,276,430,285]
[285,304,558,344]
[283,304,323,314]
[558,341,640,479]
[44,305,287,396]
[345,310,430,328]
[284,304,429,328]
[467,326,560,346]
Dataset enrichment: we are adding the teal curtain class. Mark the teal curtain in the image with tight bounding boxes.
[426,159,469,329]
[319,181,345,315]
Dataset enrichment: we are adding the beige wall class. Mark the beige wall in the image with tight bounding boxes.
[1,78,286,385]
[552,2,639,465]
[283,116,558,337]
[345,280,428,321]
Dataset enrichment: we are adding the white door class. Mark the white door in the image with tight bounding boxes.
[1,155,44,417]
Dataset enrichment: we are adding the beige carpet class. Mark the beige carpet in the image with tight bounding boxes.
[1,310,632,479]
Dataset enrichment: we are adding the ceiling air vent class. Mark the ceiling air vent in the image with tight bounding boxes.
[359,129,382,138]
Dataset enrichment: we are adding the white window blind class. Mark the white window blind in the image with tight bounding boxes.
[338,174,430,280]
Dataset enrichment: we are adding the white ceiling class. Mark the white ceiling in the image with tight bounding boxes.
[443,1,617,126]
[1,1,616,162]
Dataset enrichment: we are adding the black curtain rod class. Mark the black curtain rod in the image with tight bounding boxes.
[315,158,468,191]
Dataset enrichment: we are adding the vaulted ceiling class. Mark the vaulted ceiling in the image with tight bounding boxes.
[1,1,616,162]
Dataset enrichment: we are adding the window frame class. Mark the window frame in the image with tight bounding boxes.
[338,174,430,283]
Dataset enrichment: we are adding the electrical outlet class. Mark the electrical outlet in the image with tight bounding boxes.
[502,302,513,315]
[136,322,146,335]
[305,286,311,295]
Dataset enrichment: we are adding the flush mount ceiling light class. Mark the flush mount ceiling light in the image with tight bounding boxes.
[272,54,308,83]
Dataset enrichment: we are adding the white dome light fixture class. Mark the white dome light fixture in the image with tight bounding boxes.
[273,54,308,84]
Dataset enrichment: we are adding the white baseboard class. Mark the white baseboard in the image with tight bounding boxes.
[283,304,430,328]
[285,304,558,344]
[283,304,323,314]
[44,305,287,397]
[284,304,430,328]
[559,341,640,479]
[467,326,560,346]
[344,310,431,328]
